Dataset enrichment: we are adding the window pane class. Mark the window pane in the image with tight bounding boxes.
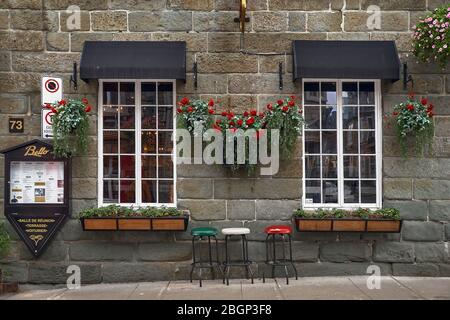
[120,82,135,105]
[321,106,337,129]
[103,106,118,129]
[120,180,135,203]
[304,106,320,129]
[103,156,118,178]
[343,131,358,154]
[304,82,320,105]
[305,180,321,204]
[158,131,173,154]
[159,180,174,203]
[120,155,135,178]
[103,180,118,203]
[321,82,337,105]
[305,155,320,178]
[361,180,376,203]
[158,107,173,129]
[323,180,338,203]
[103,131,118,153]
[360,156,376,178]
[344,156,359,178]
[142,156,156,178]
[343,106,358,129]
[342,82,358,105]
[158,156,173,178]
[120,107,135,129]
[103,82,118,105]
[120,131,135,154]
[142,131,156,154]
[142,107,156,129]
[158,82,173,105]
[360,131,376,154]
[359,82,375,105]
[360,106,375,129]
[142,83,156,105]
[142,180,157,203]
[305,131,320,154]
[344,180,359,203]
[322,131,337,154]
[322,155,337,178]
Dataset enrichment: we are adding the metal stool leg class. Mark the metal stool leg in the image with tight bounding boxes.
[271,234,276,279]
[224,235,230,286]
[208,236,215,280]
[214,236,224,278]
[244,235,254,284]
[288,234,298,280]
[282,234,289,285]
[190,236,196,283]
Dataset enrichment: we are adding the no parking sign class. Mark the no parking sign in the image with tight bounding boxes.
[41,77,63,139]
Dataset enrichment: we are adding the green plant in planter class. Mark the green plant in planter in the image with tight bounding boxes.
[79,205,184,218]
[45,97,91,158]
[293,208,401,220]
[177,97,214,136]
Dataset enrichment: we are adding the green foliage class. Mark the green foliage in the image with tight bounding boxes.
[79,205,184,218]
[177,97,213,136]
[293,208,401,220]
[0,222,10,257]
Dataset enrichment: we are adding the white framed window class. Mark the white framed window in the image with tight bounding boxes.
[98,80,176,207]
[302,79,382,209]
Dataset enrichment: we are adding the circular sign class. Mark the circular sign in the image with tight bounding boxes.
[45,111,54,125]
[45,79,59,93]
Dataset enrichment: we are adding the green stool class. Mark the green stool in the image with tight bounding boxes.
[190,227,223,287]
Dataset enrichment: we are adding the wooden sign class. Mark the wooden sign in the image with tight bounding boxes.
[9,118,24,133]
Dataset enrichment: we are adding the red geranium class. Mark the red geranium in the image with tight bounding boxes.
[58,99,66,106]
[81,97,89,105]
[407,104,415,111]
[177,107,183,113]
[208,108,214,114]
[288,100,295,107]
[250,110,257,116]
[84,105,92,113]
[246,117,255,126]
[208,99,214,107]
[237,119,243,126]
[421,98,428,106]
[267,103,273,110]
[51,107,58,113]
[221,111,228,116]
[282,106,289,112]
[277,99,283,106]
[187,106,194,113]
[179,97,189,105]
[243,111,249,117]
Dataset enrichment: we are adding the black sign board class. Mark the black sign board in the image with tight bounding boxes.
[1,139,70,257]
[9,118,24,133]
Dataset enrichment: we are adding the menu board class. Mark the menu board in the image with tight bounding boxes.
[9,161,64,204]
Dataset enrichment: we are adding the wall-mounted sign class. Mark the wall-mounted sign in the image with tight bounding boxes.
[9,118,24,133]
[41,109,54,139]
[1,139,70,257]
[41,76,62,140]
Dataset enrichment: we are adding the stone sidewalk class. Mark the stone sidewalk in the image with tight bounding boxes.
[1,276,450,300]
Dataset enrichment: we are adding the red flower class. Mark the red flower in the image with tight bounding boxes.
[267,103,273,110]
[187,106,194,113]
[427,104,434,111]
[288,100,295,107]
[180,97,189,105]
[208,108,214,114]
[393,111,399,116]
[229,121,235,126]
[221,111,228,116]
[421,98,428,106]
[237,119,243,126]
[258,112,265,118]
[208,99,214,107]
[58,99,66,106]
[427,111,434,118]
[277,99,284,106]
[51,107,58,113]
[290,95,296,100]
[408,92,415,99]
[243,111,249,117]
[407,104,414,111]
[282,106,289,112]
[84,105,92,113]
[82,97,89,105]
[250,109,257,116]
[44,103,52,109]
[177,107,183,113]
[246,117,255,126]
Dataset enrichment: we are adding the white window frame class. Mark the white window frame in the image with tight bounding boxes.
[301,79,382,210]
[98,79,177,208]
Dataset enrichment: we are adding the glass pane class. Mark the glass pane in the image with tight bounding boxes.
[359,82,375,105]
[321,82,337,105]
[323,180,338,204]
[344,181,359,203]
[142,82,156,105]
[343,106,358,129]
[103,180,118,203]
[344,156,359,178]
[304,82,320,105]
[322,155,337,178]
[158,156,173,178]
[120,155,135,178]
[103,156,118,178]
[120,82,135,105]
[142,156,156,178]
[120,107,135,129]
[103,106,118,129]
[304,131,320,154]
[361,180,376,203]
[158,82,173,105]
[158,107,173,129]
[342,82,358,105]
[103,131,118,153]
[142,180,157,203]
[321,106,337,129]
[305,180,321,204]
[120,131,135,154]
[159,180,174,203]
[360,131,376,154]
[305,155,320,178]
[304,106,320,129]
[343,131,358,154]
[361,156,376,178]
[322,131,337,154]
[142,107,156,129]
[158,131,173,154]
[103,82,118,105]
[360,106,375,129]
[120,180,135,203]
[142,131,156,154]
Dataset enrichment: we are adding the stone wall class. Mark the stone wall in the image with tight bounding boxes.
[0,0,449,284]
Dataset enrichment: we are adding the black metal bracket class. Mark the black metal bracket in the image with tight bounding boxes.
[70,62,78,91]
[279,62,283,91]
[233,17,250,23]
[193,61,198,90]
[403,62,413,90]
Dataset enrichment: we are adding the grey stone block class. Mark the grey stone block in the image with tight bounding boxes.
[137,243,192,262]
[18,241,68,262]
[446,223,450,240]
[438,264,450,276]
[256,200,299,220]
[392,263,440,277]
[320,242,371,263]
[0,262,28,283]
[383,178,412,199]
[178,199,226,221]
[373,242,414,263]
[402,221,443,241]
[69,242,134,261]
[383,200,427,221]
[177,178,213,199]
[414,243,447,263]
[429,201,450,221]
[292,242,319,262]
[214,179,301,200]
[414,179,450,200]
[295,262,392,277]
[227,200,255,220]
[28,263,102,284]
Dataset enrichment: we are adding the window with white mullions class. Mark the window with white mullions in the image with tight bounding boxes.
[302,80,381,209]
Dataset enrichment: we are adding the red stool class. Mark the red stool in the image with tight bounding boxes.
[263,225,298,285]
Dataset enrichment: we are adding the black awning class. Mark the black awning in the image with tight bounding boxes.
[293,40,400,81]
[80,41,186,81]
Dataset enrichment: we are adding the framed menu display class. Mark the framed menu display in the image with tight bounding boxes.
[1,139,70,257]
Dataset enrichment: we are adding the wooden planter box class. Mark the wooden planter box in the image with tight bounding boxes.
[81,214,189,232]
[294,217,402,233]
[0,282,18,295]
